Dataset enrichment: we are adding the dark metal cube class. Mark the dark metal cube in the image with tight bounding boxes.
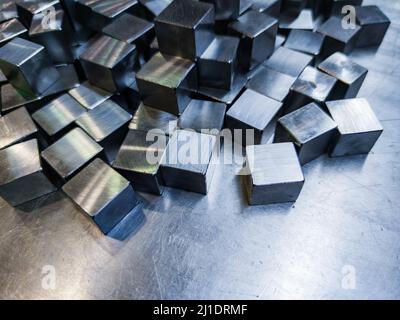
[68,81,112,110]
[0,18,27,45]
[284,30,325,58]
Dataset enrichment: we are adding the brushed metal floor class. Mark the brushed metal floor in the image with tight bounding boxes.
[0,0,399,300]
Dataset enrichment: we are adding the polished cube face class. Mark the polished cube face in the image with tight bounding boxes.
[80,35,137,93]
[0,139,56,206]
[113,130,167,195]
[155,0,214,60]
[229,10,278,71]
[279,9,314,34]
[275,103,338,164]
[356,5,391,48]
[62,158,141,234]
[284,30,325,57]
[198,36,240,90]
[244,142,304,205]
[136,52,196,115]
[318,52,368,99]
[0,107,37,150]
[226,89,283,145]
[68,81,112,110]
[139,0,173,17]
[161,129,218,195]
[0,18,27,45]
[178,99,226,135]
[286,66,337,113]
[0,38,60,98]
[326,98,383,157]
[202,0,240,21]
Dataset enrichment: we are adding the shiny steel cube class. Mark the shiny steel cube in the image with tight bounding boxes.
[275,103,338,164]
[198,36,240,90]
[284,30,325,58]
[285,66,337,113]
[201,0,240,21]
[17,0,60,27]
[155,0,214,60]
[68,81,112,110]
[229,10,278,71]
[80,35,137,93]
[318,52,368,99]
[136,52,196,115]
[356,5,390,48]
[226,89,283,145]
[0,37,60,98]
[0,107,37,150]
[113,130,167,195]
[161,129,218,194]
[0,18,27,45]
[326,98,383,157]
[62,158,142,234]
[0,139,56,206]
[75,100,132,163]
[244,142,304,206]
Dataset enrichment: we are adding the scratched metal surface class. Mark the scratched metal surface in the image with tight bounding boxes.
[0,0,399,300]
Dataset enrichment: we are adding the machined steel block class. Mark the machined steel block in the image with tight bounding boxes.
[285,66,337,113]
[251,0,281,18]
[275,102,338,164]
[178,99,226,135]
[41,127,104,186]
[29,9,75,64]
[243,142,304,206]
[326,98,383,157]
[68,81,112,110]
[0,1,18,24]
[32,93,86,144]
[75,100,132,163]
[246,65,296,102]
[113,129,167,195]
[155,0,214,61]
[0,139,56,206]
[16,0,60,27]
[229,10,278,71]
[0,107,37,150]
[80,35,137,93]
[226,89,283,145]
[355,5,390,48]
[136,52,196,115]
[138,0,173,18]
[161,129,218,195]
[201,0,240,21]
[62,158,142,235]
[317,16,361,58]
[198,35,240,90]
[264,46,313,78]
[0,37,60,98]
[284,30,325,58]
[129,103,177,136]
[318,52,368,99]
[0,18,27,46]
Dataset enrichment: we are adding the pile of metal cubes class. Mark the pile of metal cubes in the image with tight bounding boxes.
[0,0,390,234]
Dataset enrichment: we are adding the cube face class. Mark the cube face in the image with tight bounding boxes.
[284,30,325,56]
[318,52,368,99]
[62,158,141,234]
[139,0,173,17]
[275,103,338,164]
[244,142,304,205]
[279,9,314,34]
[251,0,281,18]
[0,38,60,98]
[0,18,27,45]
[0,107,37,150]
[356,5,390,48]
[0,139,56,206]
[80,35,137,92]
[202,0,240,21]
[0,1,18,24]
[68,81,112,110]
[155,0,214,60]
[17,0,60,26]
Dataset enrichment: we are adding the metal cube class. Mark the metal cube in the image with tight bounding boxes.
[0,18,27,45]
[113,130,167,195]
[226,89,283,145]
[229,10,278,71]
[264,46,313,77]
[136,52,196,115]
[243,142,304,206]
[285,66,337,113]
[155,0,214,60]
[80,35,137,93]
[0,107,37,150]
[161,129,218,195]
[41,127,104,186]
[68,81,112,110]
[274,103,338,164]
[326,98,383,157]
[178,99,226,135]
[0,1,18,24]
[284,30,325,58]
[76,100,132,163]
[62,158,142,235]
[198,35,240,90]
[16,0,60,27]
[318,52,368,99]
[0,139,56,206]
[0,37,60,98]
[251,0,281,18]
[356,5,390,48]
